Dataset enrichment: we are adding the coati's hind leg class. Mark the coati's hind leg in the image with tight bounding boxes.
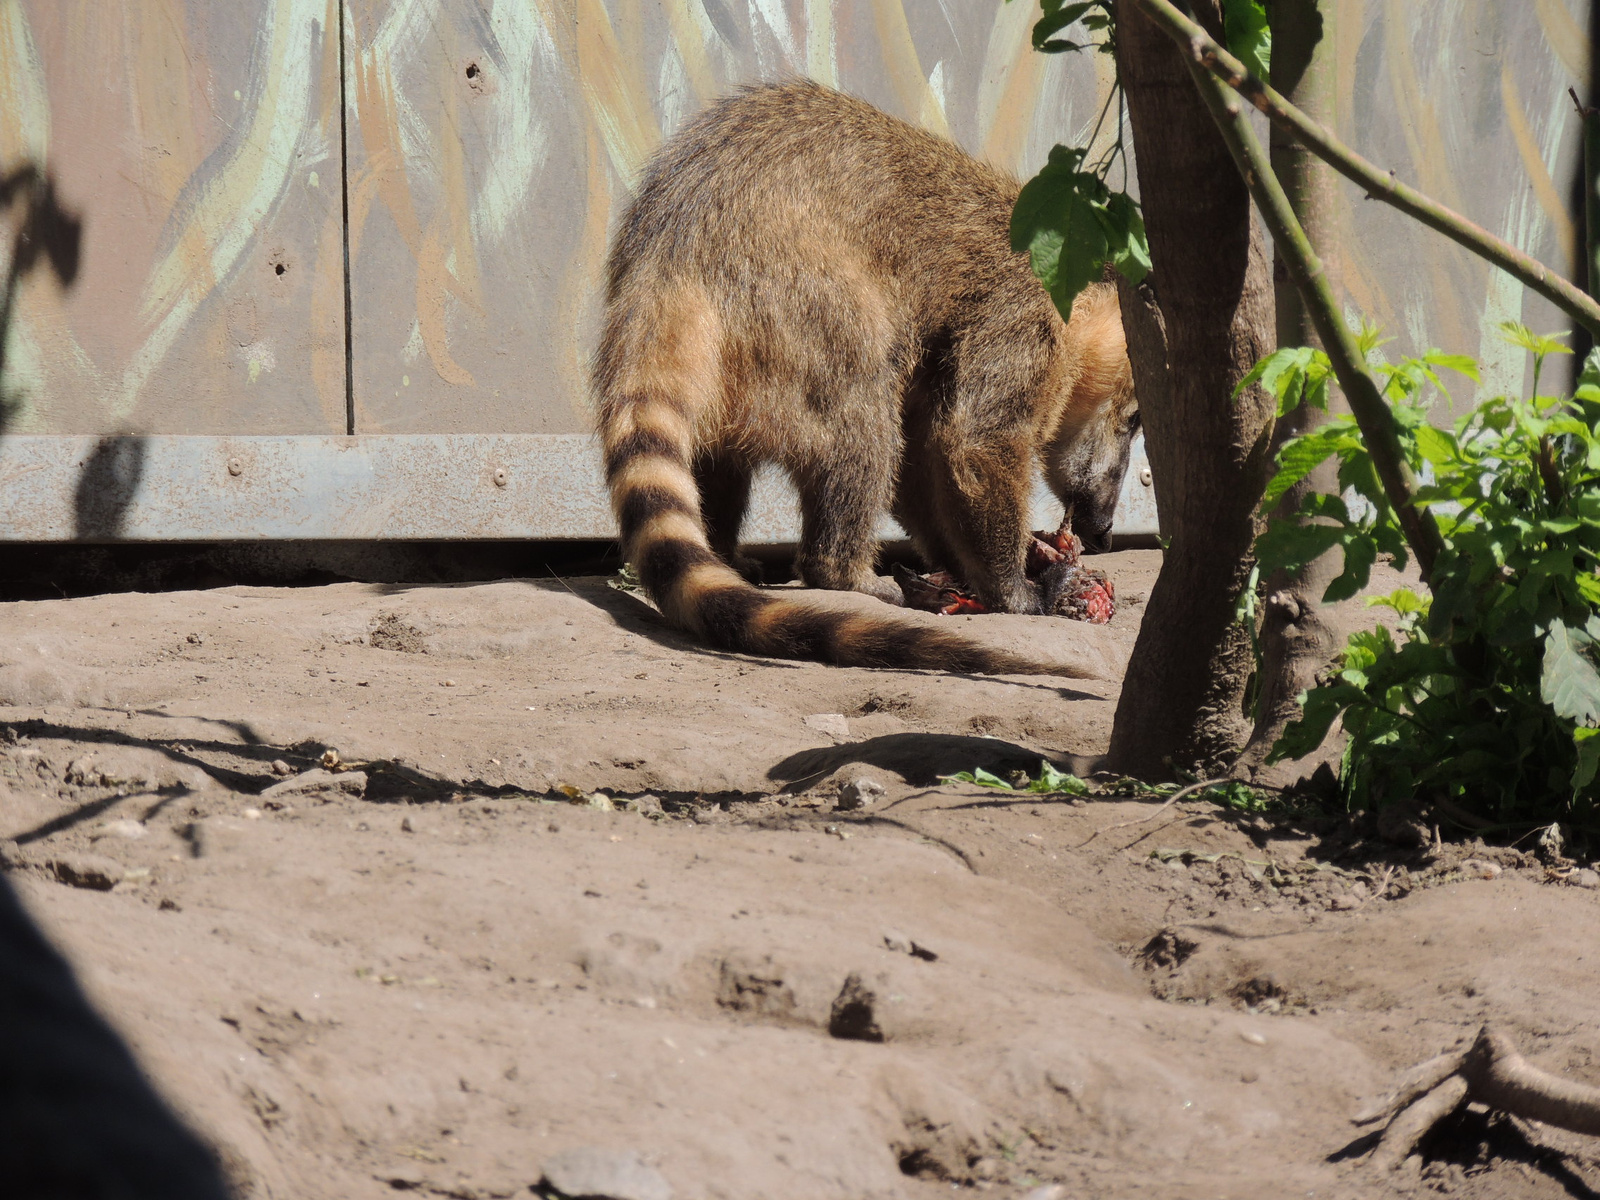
[791,421,902,606]
[693,452,763,584]
[891,418,961,574]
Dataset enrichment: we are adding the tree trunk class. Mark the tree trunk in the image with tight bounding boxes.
[1234,0,1343,779]
[1104,0,1277,778]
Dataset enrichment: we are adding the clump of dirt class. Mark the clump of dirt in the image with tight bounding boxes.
[4,553,1600,1198]
[367,611,428,653]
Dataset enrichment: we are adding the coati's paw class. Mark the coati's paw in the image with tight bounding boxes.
[728,553,766,585]
[986,578,1045,616]
[856,575,905,607]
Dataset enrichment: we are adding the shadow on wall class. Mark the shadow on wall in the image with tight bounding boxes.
[74,435,147,540]
[0,872,230,1200]
[0,168,147,541]
[0,164,81,437]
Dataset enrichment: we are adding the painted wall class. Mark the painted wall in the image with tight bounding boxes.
[0,1,1589,532]
[0,0,346,436]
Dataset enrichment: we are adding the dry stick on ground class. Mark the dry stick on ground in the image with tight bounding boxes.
[1358,1027,1600,1171]
[1072,777,1230,848]
[1128,0,1600,339]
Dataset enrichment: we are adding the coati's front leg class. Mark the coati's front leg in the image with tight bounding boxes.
[892,417,963,574]
[934,440,1042,615]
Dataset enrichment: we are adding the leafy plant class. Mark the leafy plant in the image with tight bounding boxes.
[941,760,1090,794]
[1253,324,1600,830]
[1005,0,1267,321]
[1006,0,1148,322]
[1198,777,1278,813]
[1238,323,1477,603]
[1220,0,1271,80]
[939,763,1283,812]
[1025,0,1114,55]
[1010,145,1149,317]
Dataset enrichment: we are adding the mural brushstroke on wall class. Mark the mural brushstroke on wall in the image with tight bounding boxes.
[0,0,1589,448]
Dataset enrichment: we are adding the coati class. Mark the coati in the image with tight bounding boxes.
[595,80,1139,674]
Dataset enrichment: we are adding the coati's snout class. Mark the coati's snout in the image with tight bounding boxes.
[1045,405,1140,555]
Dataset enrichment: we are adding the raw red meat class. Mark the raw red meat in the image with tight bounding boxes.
[891,523,1116,623]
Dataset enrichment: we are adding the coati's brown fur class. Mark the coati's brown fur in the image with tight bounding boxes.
[595,81,1139,674]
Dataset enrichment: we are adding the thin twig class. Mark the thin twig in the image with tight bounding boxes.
[1073,776,1230,848]
[542,565,585,600]
[1431,794,1494,831]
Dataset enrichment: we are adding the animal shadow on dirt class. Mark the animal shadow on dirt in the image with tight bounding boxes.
[767,732,1042,790]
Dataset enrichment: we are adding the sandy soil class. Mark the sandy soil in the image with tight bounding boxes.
[3,550,1600,1199]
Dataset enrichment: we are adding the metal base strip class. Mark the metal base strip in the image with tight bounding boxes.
[0,434,1157,543]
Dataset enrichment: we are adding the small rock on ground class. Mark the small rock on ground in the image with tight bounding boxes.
[882,930,938,961]
[621,794,663,817]
[260,768,367,800]
[837,777,884,812]
[801,713,850,741]
[538,1147,671,1200]
[49,853,125,891]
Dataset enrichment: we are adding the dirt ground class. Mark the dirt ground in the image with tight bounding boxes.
[4,549,1600,1200]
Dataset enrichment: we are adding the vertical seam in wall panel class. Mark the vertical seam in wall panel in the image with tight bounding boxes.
[339,1,355,435]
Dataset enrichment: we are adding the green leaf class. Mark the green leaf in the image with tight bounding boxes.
[1268,683,1366,764]
[1356,319,1392,361]
[1101,191,1151,285]
[1413,425,1456,467]
[1499,321,1570,359]
[1579,346,1600,392]
[1261,429,1341,511]
[1032,1,1095,52]
[1543,619,1600,727]
[1422,350,1481,384]
[1010,148,1109,321]
[1199,780,1273,812]
[1221,0,1271,79]
[1365,587,1429,617]
[939,767,1014,790]
[1237,347,1307,401]
[1028,760,1089,794]
[1574,726,1600,790]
